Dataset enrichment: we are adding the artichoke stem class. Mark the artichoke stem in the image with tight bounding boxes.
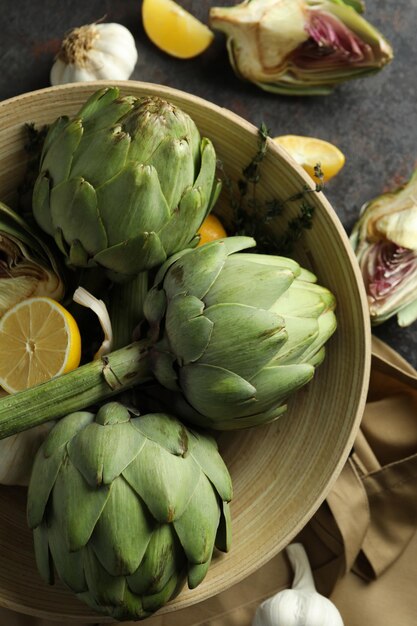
[0,340,152,440]
[110,272,149,350]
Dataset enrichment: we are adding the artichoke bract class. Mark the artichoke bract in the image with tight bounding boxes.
[351,168,417,326]
[144,237,336,430]
[210,0,393,96]
[0,201,64,318]
[33,87,221,281]
[27,403,232,621]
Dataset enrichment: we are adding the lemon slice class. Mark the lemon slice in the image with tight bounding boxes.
[142,0,214,59]
[273,135,345,182]
[0,297,81,393]
[197,214,227,246]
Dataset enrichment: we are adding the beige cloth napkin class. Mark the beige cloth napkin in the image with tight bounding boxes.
[1,336,416,625]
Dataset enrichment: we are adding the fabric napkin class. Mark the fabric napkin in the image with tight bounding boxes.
[1,336,416,626]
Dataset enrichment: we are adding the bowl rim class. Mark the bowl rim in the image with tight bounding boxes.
[0,80,372,621]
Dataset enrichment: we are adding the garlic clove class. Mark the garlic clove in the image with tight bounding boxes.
[252,543,344,626]
[73,286,113,359]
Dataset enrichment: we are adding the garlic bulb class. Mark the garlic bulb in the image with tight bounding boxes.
[51,22,138,85]
[0,418,53,486]
[253,543,344,626]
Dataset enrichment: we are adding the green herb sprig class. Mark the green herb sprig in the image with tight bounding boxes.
[218,124,324,255]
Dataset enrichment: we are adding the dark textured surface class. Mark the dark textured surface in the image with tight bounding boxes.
[1,0,417,365]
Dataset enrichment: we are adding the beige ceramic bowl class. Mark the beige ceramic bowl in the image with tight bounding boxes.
[0,81,371,622]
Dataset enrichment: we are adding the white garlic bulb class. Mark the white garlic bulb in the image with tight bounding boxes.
[0,421,53,486]
[50,22,138,86]
[253,543,344,626]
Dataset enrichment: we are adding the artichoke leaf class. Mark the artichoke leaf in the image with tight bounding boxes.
[131,413,189,456]
[123,440,200,523]
[27,445,66,529]
[173,472,220,564]
[83,544,127,606]
[163,240,229,300]
[91,476,153,576]
[96,163,171,243]
[145,136,195,210]
[188,558,211,590]
[77,87,134,132]
[94,231,167,277]
[202,303,287,380]
[67,421,146,487]
[43,412,95,458]
[179,363,257,420]
[141,571,183,613]
[205,259,295,308]
[50,178,107,255]
[127,524,184,595]
[165,294,213,365]
[52,461,110,552]
[48,521,87,592]
[41,118,83,186]
[71,125,131,188]
[188,432,233,503]
[215,501,232,553]
[33,523,53,585]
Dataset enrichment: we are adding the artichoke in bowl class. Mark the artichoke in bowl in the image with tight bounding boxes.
[32,87,221,282]
[144,236,337,430]
[27,402,232,620]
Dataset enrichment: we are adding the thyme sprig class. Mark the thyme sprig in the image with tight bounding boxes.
[218,124,324,255]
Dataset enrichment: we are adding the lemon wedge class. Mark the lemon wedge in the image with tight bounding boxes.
[273,135,345,182]
[197,214,227,246]
[0,297,81,393]
[142,0,214,59]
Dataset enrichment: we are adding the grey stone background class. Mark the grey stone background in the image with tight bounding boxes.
[1,0,416,365]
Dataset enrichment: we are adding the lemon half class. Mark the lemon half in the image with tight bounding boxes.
[0,297,81,393]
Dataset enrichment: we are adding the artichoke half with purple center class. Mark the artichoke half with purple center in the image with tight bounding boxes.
[32,87,221,282]
[27,403,232,621]
[0,201,64,318]
[351,168,417,326]
[210,0,393,96]
[144,236,336,430]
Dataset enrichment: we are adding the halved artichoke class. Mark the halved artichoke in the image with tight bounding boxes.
[210,0,393,95]
[0,201,64,318]
[351,168,417,326]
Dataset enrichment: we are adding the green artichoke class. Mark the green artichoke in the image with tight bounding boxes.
[144,236,336,430]
[351,168,417,326]
[0,201,64,318]
[33,87,221,281]
[210,0,393,96]
[27,402,232,621]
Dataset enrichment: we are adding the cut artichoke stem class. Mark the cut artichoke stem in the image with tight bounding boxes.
[109,271,149,351]
[0,340,152,441]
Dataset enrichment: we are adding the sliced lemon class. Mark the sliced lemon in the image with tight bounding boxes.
[197,214,227,246]
[142,0,214,59]
[0,297,81,394]
[273,135,345,182]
